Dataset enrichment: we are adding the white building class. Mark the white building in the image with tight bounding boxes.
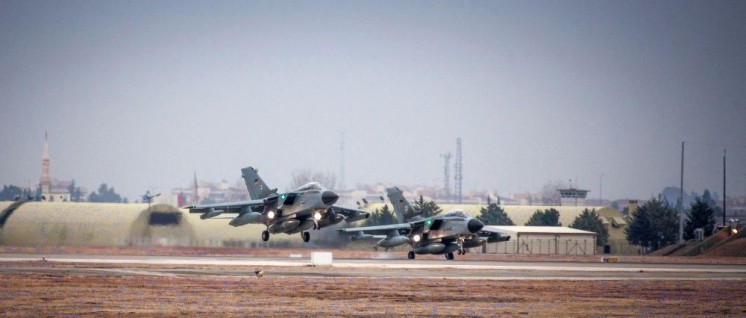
[483,225,597,256]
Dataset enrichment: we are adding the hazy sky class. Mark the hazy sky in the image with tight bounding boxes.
[1,0,745,202]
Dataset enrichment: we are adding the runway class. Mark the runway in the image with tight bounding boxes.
[2,253,745,280]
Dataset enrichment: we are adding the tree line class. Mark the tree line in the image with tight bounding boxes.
[0,182,127,203]
[625,190,717,251]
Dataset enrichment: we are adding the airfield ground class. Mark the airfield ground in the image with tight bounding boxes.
[1,246,745,317]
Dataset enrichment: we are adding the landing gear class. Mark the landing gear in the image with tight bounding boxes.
[261,230,270,242]
[445,252,454,260]
[301,231,310,243]
[457,238,465,256]
[407,251,415,260]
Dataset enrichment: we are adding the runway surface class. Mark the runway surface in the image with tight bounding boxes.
[2,253,745,280]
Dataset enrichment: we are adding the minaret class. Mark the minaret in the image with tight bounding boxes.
[40,132,52,198]
[192,171,199,205]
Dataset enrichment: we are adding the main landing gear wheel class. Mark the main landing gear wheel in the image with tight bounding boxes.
[445,252,454,260]
[407,251,415,260]
[302,231,310,243]
[261,231,270,242]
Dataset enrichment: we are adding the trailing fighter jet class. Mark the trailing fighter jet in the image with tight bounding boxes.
[340,187,510,260]
[186,166,369,242]
[141,190,161,207]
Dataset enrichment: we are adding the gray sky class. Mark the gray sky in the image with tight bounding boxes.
[2,0,745,202]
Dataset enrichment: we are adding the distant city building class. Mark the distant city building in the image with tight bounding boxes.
[171,176,249,207]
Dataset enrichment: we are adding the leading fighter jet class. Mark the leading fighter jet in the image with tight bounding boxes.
[187,166,369,242]
[340,187,510,260]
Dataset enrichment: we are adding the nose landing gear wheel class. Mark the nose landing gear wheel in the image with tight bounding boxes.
[301,231,310,242]
[407,251,415,260]
[261,231,270,242]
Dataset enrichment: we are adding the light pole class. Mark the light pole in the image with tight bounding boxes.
[723,149,726,226]
[679,142,685,243]
[599,173,604,205]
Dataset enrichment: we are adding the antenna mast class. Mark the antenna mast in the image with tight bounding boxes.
[455,138,463,204]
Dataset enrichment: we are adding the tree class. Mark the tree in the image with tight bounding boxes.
[66,179,84,202]
[540,181,562,205]
[413,195,442,218]
[701,189,722,221]
[525,208,561,226]
[684,196,716,240]
[569,208,609,246]
[0,185,33,201]
[88,183,123,203]
[477,203,514,225]
[625,197,678,251]
[364,204,397,226]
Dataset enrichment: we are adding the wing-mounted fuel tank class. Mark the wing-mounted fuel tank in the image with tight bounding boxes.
[344,210,370,223]
[377,235,409,248]
[485,232,511,243]
[350,232,374,241]
[413,242,446,254]
[413,242,460,254]
[200,208,224,220]
[286,219,316,234]
[268,219,300,234]
[462,236,487,249]
[229,212,261,227]
[316,209,346,229]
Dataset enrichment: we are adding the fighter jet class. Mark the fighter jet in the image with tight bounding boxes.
[187,166,369,242]
[340,187,510,260]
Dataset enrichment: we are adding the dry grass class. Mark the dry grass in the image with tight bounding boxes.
[1,270,745,317]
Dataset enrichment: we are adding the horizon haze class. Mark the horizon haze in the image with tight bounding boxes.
[2,1,745,203]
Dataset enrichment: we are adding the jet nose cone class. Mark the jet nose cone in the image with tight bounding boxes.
[467,218,484,233]
[321,191,339,205]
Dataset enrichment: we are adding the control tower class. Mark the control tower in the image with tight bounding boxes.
[558,188,590,206]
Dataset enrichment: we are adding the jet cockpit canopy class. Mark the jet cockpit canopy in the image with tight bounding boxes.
[295,182,323,192]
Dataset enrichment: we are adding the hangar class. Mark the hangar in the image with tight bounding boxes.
[0,201,196,246]
[0,201,303,248]
[480,225,598,256]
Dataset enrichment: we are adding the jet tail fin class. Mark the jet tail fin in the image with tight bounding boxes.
[241,166,276,199]
[386,187,421,223]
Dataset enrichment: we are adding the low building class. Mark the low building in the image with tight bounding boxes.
[483,225,597,256]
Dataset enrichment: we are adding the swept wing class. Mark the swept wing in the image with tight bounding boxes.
[338,218,430,236]
[186,199,264,214]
